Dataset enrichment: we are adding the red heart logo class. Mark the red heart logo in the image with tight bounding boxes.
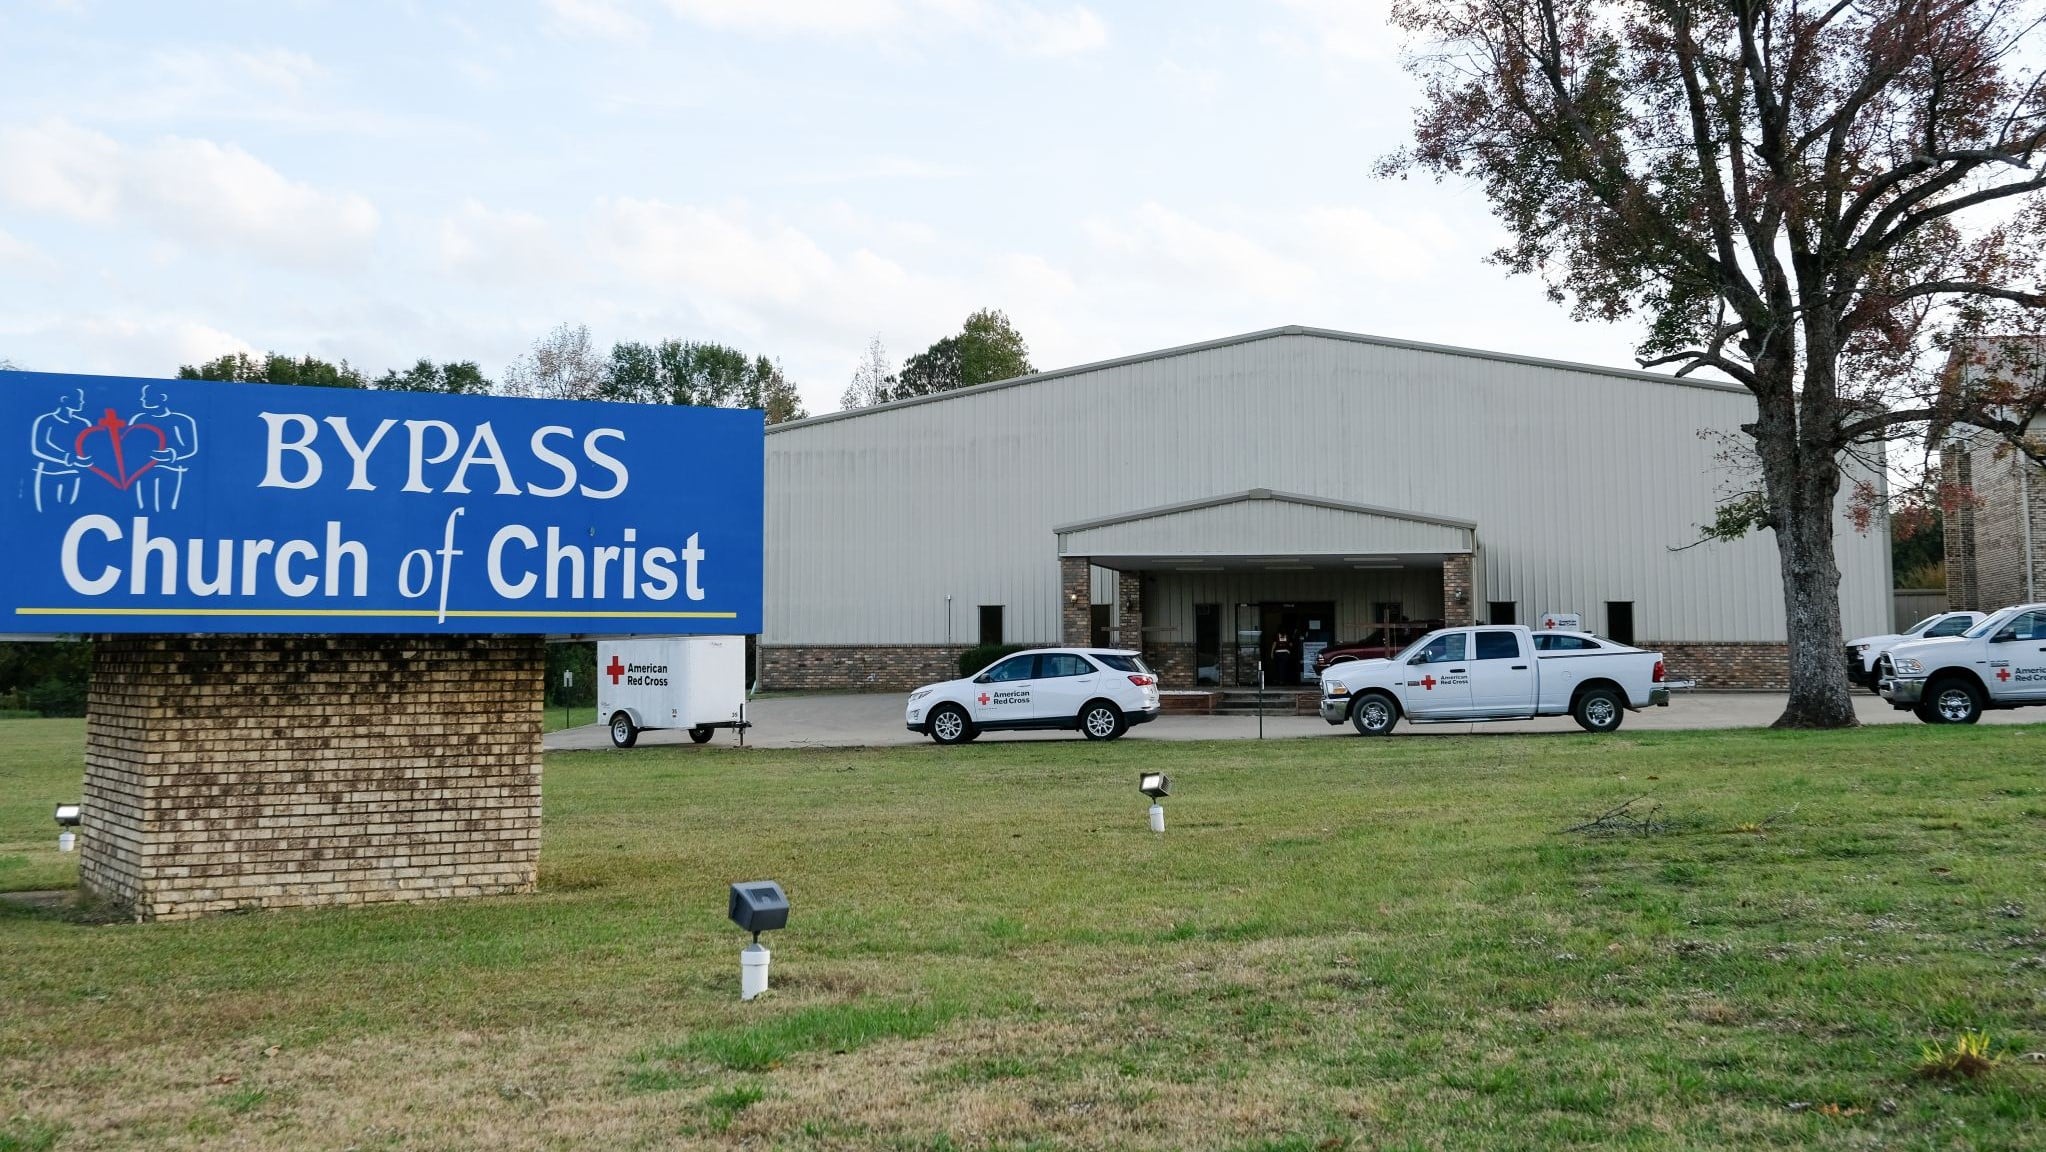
[75,409,167,491]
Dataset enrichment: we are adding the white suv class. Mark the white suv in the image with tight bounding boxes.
[906,648,1162,744]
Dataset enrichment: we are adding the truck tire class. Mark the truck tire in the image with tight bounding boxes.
[1350,693,1398,736]
[1572,687,1625,733]
[1919,677,1983,724]
[608,712,638,749]
[689,726,715,744]
[1080,700,1127,741]
[928,704,974,745]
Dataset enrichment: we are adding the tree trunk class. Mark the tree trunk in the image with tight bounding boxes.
[1756,397,1858,728]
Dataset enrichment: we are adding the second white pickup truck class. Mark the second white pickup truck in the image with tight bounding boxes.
[1318,625,1669,734]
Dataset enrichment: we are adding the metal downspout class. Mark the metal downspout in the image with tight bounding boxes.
[2024,462,2038,602]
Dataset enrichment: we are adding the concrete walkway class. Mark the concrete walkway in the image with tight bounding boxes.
[544,690,2043,751]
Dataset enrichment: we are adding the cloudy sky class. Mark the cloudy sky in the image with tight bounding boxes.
[0,0,1649,414]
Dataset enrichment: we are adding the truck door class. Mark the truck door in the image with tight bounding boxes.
[1400,630,1473,718]
[1467,629,1536,717]
[972,653,1041,724]
[1988,610,2046,702]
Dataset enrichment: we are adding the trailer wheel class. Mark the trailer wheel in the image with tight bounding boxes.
[689,726,715,744]
[1572,687,1624,733]
[608,712,638,749]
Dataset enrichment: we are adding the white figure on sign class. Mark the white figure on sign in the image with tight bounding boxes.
[129,383,199,512]
[29,387,91,512]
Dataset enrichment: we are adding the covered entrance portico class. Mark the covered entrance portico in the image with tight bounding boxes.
[1055,489,1476,689]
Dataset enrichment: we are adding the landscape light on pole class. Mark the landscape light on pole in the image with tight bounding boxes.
[728,880,790,1001]
[53,803,81,853]
[1139,773,1169,833]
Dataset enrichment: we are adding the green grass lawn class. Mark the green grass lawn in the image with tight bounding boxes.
[3,718,2044,1149]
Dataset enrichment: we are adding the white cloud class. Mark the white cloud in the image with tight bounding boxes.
[0,227,55,274]
[543,0,647,39]
[1085,203,1316,299]
[0,119,380,267]
[661,0,1107,54]
[1300,206,1457,281]
[662,0,904,34]
[2,313,253,376]
[439,199,570,283]
[1271,0,1396,61]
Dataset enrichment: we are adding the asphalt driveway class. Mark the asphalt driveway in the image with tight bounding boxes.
[544,690,2042,751]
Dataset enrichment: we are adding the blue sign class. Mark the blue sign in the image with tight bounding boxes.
[2,370,763,634]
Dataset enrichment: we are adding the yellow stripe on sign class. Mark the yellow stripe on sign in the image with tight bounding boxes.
[13,607,739,619]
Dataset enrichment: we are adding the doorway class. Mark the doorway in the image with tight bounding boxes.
[1233,601,1335,686]
[1194,603,1221,686]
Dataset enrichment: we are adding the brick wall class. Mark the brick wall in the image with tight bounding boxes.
[1943,446,1979,610]
[1946,435,2045,611]
[1114,570,1144,649]
[757,644,972,692]
[1147,641,1197,688]
[1649,641,1790,690]
[82,635,542,922]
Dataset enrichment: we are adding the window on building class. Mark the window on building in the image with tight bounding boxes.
[1474,630,1521,660]
[1606,602,1635,645]
[1090,604,1111,648]
[1487,601,1516,625]
[979,605,1004,645]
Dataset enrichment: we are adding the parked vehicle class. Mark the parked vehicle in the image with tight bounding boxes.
[1318,625,1668,734]
[600,635,750,749]
[1845,611,1984,691]
[1879,603,2046,723]
[1312,621,1441,673]
[906,648,1161,745]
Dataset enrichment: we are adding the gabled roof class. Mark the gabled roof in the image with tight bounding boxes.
[771,323,1746,433]
[1055,488,1475,562]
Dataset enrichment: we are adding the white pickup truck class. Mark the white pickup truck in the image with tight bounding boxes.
[1879,602,2046,723]
[1845,610,1984,692]
[1318,625,1669,735]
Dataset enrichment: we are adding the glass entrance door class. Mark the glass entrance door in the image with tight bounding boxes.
[1233,603,1263,687]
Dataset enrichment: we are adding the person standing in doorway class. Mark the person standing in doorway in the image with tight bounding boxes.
[1270,631,1297,688]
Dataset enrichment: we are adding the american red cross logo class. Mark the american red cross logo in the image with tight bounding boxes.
[1419,675,1437,690]
[1997,667,2012,682]
[606,656,626,685]
[1543,617,1555,628]
[978,692,991,705]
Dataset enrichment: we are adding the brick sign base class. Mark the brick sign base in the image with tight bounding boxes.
[81,635,543,922]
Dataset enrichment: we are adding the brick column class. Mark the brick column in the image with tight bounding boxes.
[1442,554,1474,627]
[1060,556,1092,646]
[82,635,543,922]
[1114,570,1144,649]
[1942,446,1978,610]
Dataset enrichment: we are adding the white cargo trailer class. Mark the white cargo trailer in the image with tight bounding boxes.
[597,635,750,748]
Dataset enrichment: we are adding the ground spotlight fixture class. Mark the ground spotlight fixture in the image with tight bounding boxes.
[728,880,790,1001]
[54,803,81,853]
[1139,773,1169,833]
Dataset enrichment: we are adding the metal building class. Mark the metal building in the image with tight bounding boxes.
[759,326,1891,692]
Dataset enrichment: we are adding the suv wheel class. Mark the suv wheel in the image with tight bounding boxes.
[1080,701,1126,741]
[929,704,974,745]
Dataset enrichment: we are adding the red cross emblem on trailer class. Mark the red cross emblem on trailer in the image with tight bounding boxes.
[1997,667,2012,682]
[607,656,626,684]
[1420,675,1437,690]
[978,693,991,705]
[1543,617,1556,628]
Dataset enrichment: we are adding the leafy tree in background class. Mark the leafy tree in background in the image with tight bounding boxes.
[607,338,808,423]
[1385,0,2046,727]
[376,359,492,394]
[891,309,1033,400]
[178,352,369,389]
[500,323,609,401]
[840,335,895,410]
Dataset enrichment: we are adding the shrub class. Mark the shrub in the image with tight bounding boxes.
[1914,1030,2001,1081]
[958,644,1033,678]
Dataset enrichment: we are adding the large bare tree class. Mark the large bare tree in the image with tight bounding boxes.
[1385,0,2046,725]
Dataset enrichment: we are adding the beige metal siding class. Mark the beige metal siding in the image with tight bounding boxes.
[764,332,1891,645]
